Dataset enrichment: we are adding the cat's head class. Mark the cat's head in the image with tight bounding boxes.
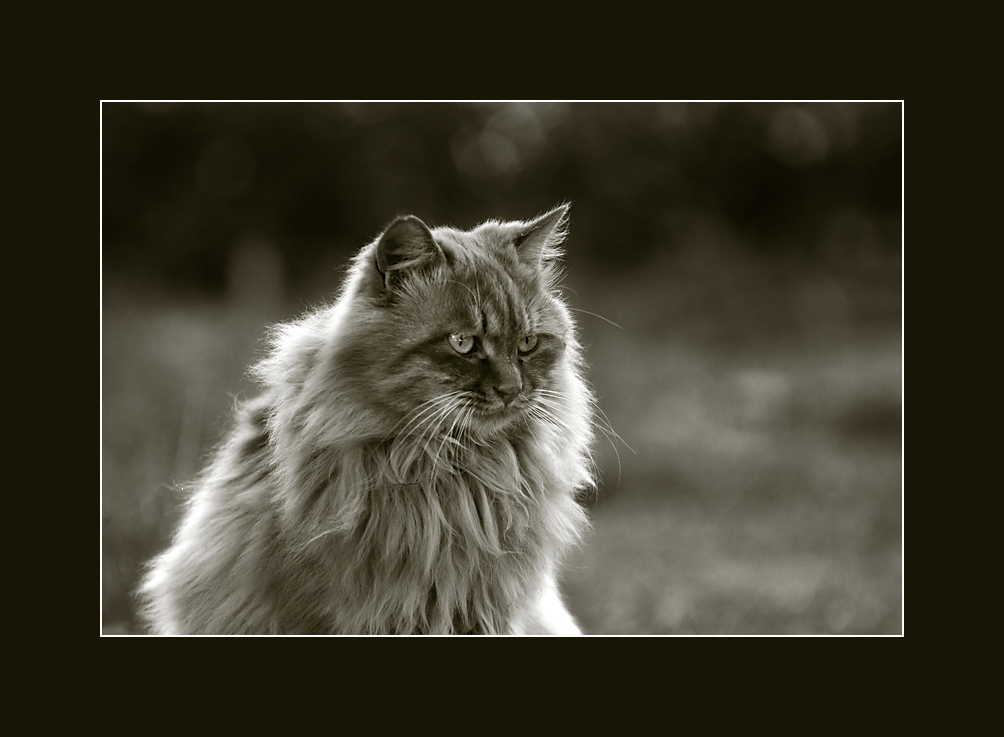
[340,205,581,441]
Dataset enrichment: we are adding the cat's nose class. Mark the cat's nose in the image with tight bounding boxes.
[491,365,522,405]
[493,382,521,405]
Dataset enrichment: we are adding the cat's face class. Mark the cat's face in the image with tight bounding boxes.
[344,207,575,441]
[419,260,568,435]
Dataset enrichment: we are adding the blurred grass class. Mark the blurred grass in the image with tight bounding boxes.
[101,249,901,635]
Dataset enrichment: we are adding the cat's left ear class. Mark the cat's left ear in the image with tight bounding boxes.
[514,204,570,266]
[374,215,444,295]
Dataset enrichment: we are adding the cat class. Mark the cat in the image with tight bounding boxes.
[138,204,596,635]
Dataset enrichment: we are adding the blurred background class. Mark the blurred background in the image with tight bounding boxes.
[101,101,902,635]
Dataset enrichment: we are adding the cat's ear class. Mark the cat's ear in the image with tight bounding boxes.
[514,204,570,266]
[374,215,444,295]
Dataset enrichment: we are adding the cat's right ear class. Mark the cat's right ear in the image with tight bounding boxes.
[514,203,570,267]
[373,215,443,298]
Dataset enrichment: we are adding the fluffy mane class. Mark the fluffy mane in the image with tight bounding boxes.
[139,206,596,635]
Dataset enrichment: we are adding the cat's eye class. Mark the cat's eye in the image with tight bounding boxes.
[518,334,539,355]
[448,333,476,354]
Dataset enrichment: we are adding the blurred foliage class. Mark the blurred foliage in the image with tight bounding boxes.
[102,101,901,291]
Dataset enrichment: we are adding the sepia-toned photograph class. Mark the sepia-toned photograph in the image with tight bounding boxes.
[101,101,902,635]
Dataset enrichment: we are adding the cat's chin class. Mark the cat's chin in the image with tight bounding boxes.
[470,402,529,439]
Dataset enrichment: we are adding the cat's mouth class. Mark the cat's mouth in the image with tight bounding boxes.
[419,392,530,442]
[469,396,528,433]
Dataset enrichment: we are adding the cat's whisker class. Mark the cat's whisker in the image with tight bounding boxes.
[588,403,635,454]
[424,395,475,471]
[534,389,635,454]
[417,400,463,470]
[468,404,493,449]
[432,397,473,475]
[457,402,480,448]
[525,404,594,481]
[535,395,625,454]
[395,405,448,449]
[390,394,458,473]
[403,417,453,472]
[394,391,465,439]
[396,393,466,455]
[532,394,627,487]
[304,527,340,548]
[567,307,624,330]
[527,403,577,438]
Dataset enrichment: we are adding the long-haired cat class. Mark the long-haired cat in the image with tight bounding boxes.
[139,204,595,635]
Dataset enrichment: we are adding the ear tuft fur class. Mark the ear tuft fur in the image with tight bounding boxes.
[513,204,570,265]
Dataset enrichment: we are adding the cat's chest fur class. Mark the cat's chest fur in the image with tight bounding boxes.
[287,429,582,635]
